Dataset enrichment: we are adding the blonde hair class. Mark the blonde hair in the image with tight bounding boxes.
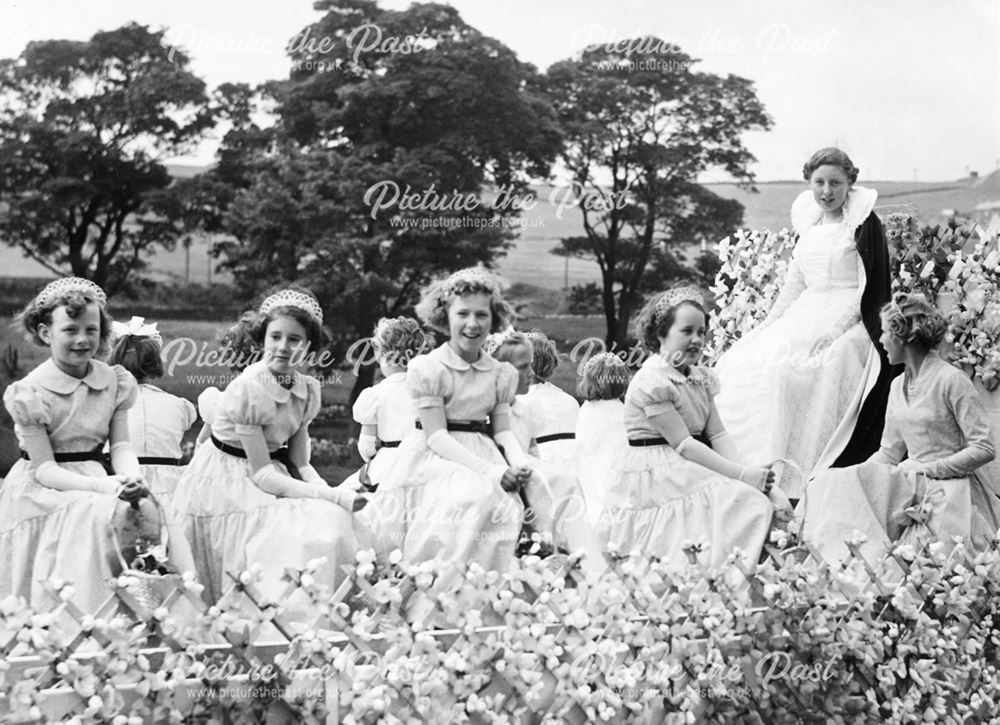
[881,295,947,351]
[577,353,630,401]
[414,266,514,334]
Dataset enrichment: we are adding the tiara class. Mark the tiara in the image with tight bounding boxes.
[585,352,625,368]
[29,277,107,314]
[654,286,704,323]
[112,316,162,345]
[259,289,323,325]
[441,267,499,297]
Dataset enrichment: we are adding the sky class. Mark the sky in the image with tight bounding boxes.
[1,0,998,182]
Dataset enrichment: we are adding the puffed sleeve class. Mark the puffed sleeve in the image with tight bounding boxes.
[217,375,277,435]
[197,387,221,426]
[406,355,452,409]
[352,385,379,426]
[302,376,322,426]
[492,362,518,416]
[112,365,138,412]
[626,370,680,418]
[3,381,51,428]
[180,397,197,430]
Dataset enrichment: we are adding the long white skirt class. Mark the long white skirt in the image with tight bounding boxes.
[715,286,880,498]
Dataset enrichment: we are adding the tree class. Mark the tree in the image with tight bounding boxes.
[212,0,562,400]
[0,23,214,293]
[544,40,772,347]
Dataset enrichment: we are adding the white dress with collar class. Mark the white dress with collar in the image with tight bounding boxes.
[172,361,359,607]
[360,344,523,584]
[604,357,773,569]
[0,359,136,612]
[714,187,883,497]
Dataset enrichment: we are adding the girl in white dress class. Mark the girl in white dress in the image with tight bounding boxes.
[605,286,777,569]
[715,148,896,500]
[524,331,580,466]
[364,267,530,588]
[172,287,365,604]
[491,332,599,565]
[110,317,197,499]
[346,317,428,492]
[574,353,630,526]
[0,278,195,614]
[803,296,1000,563]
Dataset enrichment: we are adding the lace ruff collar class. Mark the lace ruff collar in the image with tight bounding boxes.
[791,186,878,236]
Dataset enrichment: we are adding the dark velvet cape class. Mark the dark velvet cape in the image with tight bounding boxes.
[831,212,904,466]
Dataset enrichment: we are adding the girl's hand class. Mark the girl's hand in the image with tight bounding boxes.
[326,486,368,512]
[117,479,150,503]
[501,466,531,493]
[898,459,928,476]
[809,333,836,357]
[740,465,775,493]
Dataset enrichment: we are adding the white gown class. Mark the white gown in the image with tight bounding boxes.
[714,187,882,497]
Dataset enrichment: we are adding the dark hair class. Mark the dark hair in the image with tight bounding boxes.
[525,330,559,382]
[414,267,514,334]
[110,335,164,383]
[633,296,706,353]
[577,354,630,401]
[18,289,114,358]
[881,295,948,351]
[802,147,859,184]
[220,284,330,371]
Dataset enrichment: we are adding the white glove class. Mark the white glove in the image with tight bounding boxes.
[34,461,123,494]
[493,430,532,469]
[358,434,378,462]
[426,429,507,485]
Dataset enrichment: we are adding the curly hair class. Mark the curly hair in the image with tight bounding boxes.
[881,295,948,351]
[802,147,859,184]
[577,353,630,401]
[110,334,164,383]
[633,294,706,353]
[372,316,431,369]
[17,288,114,358]
[525,330,559,382]
[490,331,533,364]
[414,267,514,334]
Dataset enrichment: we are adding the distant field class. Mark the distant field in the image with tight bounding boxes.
[2,175,997,290]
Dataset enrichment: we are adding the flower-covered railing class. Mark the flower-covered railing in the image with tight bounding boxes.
[706,215,1000,390]
[4,533,1000,724]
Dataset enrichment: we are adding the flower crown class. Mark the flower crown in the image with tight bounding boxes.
[112,316,162,345]
[441,267,500,298]
[29,277,107,315]
[259,289,323,325]
[654,286,704,324]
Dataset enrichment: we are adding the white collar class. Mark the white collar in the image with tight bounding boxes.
[31,358,115,394]
[434,343,496,372]
[242,361,310,403]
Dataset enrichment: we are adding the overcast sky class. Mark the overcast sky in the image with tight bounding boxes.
[1,0,997,182]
